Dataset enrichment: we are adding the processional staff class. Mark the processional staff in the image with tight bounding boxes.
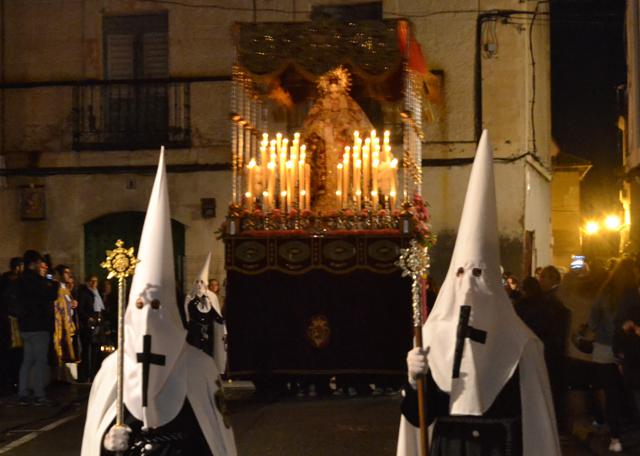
[101,239,139,456]
[398,239,431,456]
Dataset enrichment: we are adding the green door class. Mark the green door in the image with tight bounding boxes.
[84,211,185,290]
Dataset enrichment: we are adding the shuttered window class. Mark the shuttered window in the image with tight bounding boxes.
[102,14,169,147]
[142,33,169,78]
[103,14,168,80]
[106,34,135,80]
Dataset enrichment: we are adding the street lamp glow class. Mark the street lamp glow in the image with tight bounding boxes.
[584,221,600,235]
[604,215,621,231]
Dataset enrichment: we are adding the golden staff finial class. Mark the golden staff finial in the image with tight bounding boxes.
[101,240,138,453]
[101,239,139,281]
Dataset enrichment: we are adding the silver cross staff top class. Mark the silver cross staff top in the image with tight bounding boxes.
[397,239,431,327]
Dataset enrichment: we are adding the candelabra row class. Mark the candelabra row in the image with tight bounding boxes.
[244,132,311,212]
[242,129,400,213]
[336,129,398,210]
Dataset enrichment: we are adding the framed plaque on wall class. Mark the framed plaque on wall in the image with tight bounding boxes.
[19,185,46,221]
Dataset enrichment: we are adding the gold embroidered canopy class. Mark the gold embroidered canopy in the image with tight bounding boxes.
[234,19,402,83]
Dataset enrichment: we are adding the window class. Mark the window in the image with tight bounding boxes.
[103,14,169,147]
[103,14,168,80]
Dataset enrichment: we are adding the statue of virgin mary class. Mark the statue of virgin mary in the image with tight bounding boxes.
[301,67,373,212]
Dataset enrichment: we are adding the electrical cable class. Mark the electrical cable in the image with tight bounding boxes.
[136,0,620,27]
[134,0,552,20]
[529,1,540,155]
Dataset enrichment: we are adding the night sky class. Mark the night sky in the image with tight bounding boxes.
[551,0,627,215]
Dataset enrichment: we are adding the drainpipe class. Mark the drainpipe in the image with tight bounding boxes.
[1,0,5,161]
[475,12,493,142]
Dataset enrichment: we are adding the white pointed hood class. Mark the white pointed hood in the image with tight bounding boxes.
[123,148,188,428]
[186,252,222,316]
[191,253,211,298]
[422,130,532,415]
[197,253,211,287]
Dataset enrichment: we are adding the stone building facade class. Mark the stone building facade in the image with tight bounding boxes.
[0,0,552,286]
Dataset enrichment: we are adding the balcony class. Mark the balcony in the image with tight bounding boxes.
[72,80,191,151]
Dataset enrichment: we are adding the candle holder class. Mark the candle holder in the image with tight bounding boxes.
[300,210,312,230]
[399,200,413,235]
[227,203,244,236]
[264,212,272,231]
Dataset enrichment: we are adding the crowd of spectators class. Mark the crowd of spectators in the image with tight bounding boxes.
[0,250,226,406]
[505,257,640,453]
[0,250,117,405]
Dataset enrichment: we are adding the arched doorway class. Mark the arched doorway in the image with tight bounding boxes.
[84,212,186,292]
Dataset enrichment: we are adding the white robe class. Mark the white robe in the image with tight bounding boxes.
[396,337,561,456]
[81,345,237,456]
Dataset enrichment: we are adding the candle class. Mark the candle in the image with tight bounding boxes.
[390,158,398,208]
[262,191,270,211]
[286,160,293,209]
[379,161,389,194]
[354,159,361,208]
[383,130,391,162]
[247,158,257,198]
[245,191,253,210]
[389,190,397,209]
[353,140,360,165]
[260,145,267,169]
[280,190,287,213]
[299,157,306,209]
[384,144,392,162]
[372,157,379,200]
[371,190,378,210]
[343,147,350,203]
[362,141,370,203]
[267,161,276,210]
[290,145,298,196]
[279,147,287,206]
[337,163,343,208]
[304,164,311,209]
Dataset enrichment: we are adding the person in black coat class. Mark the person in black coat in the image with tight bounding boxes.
[514,277,548,340]
[612,274,640,418]
[539,266,572,433]
[0,257,24,393]
[16,250,59,404]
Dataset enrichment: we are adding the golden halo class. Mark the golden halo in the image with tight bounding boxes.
[317,66,352,95]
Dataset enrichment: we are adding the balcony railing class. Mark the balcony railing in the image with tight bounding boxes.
[72,80,191,151]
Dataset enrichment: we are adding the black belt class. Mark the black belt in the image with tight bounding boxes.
[131,431,187,454]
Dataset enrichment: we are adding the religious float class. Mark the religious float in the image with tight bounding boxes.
[221,18,437,382]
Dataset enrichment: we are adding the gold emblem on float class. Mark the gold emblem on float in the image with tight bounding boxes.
[306,315,331,349]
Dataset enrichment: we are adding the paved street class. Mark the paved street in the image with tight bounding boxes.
[0,382,615,456]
